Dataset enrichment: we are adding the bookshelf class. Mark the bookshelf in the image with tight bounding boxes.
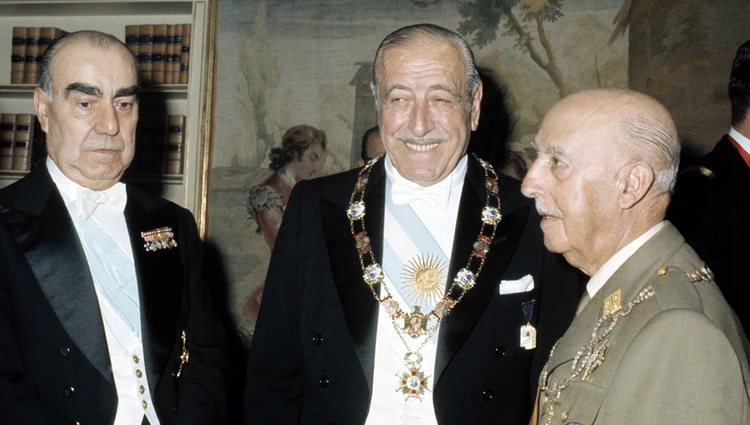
[0,0,216,232]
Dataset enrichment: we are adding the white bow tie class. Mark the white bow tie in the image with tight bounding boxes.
[390,182,450,210]
[75,183,126,219]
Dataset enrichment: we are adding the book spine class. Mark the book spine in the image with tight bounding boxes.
[151,24,168,84]
[179,24,191,84]
[12,114,33,171]
[39,27,56,57]
[138,24,154,84]
[0,114,15,170]
[173,24,184,84]
[164,115,185,175]
[125,25,140,68]
[165,24,176,84]
[11,27,27,84]
[23,27,41,85]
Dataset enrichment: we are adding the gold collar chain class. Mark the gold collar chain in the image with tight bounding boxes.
[346,154,502,400]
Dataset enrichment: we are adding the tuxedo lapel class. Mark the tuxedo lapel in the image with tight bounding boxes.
[6,169,114,389]
[436,157,528,382]
[322,162,385,393]
[125,188,184,394]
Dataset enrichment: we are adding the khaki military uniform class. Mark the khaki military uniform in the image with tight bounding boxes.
[537,223,750,425]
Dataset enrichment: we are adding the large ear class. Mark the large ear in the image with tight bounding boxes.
[619,161,654,209]
[470,82,483,131]
[33,87,50,134]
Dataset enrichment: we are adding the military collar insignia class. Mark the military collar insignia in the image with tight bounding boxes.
[603,289,622,317]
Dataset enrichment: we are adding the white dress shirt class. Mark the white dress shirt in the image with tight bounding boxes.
[585,221,667,298]
[729,127,750,156]
[47,158,161,425]
[365,156,466,425]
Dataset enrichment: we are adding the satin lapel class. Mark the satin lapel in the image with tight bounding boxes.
[12,171,114,388]
[323,162,385,393]
[435,158,527,381]
[125,189,183,393]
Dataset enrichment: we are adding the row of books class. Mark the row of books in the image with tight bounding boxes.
[0,112,185,176]
[125,24,192,85]
[130,114,186,176]
[0,113,36,171]
[10,27,68,84]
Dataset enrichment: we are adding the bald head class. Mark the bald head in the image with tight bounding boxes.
[546,89,680,193]
[522,89,680,274]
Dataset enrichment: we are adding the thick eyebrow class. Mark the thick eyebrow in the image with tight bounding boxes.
[63,83,138,99]
[64,82,102,98]
[384,83,412,97]
[428,83,461,98]
[115,85,139,99]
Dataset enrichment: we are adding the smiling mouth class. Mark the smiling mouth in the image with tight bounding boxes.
[405,142,439,152]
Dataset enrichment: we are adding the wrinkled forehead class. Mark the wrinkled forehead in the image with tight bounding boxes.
[379,37,466,80]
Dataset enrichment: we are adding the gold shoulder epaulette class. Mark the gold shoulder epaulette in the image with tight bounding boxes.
[655,263,713,283]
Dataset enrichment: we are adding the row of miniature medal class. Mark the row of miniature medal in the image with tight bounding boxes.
[346,154,502,401]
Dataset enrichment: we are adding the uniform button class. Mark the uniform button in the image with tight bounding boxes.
[63,386,75,398]
[133,354,140,363]
[139,385,145,394]
[494,345,506,358]
[59,346,71,357]
[560,410,569,421]
[319,375,330,388]
[312,333,324,345]
[142,400,148,409]
[135,369,143,378]
[481,389,494,401]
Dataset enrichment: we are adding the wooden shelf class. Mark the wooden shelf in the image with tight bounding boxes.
[0,0,216,232]
[0,1,194,17]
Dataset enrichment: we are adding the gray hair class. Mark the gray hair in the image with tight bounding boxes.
[39,30,138,100]
[370,23,481,113]
[618,111,680,194]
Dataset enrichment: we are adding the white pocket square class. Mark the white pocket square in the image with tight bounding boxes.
[498,274,535,295]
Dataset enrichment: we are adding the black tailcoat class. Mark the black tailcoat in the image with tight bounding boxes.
[669,135,750,332]
[0,166,228,424]
[244,156,581,424]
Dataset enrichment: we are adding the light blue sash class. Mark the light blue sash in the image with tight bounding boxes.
[383,179,449,314]
[69,203,141,337]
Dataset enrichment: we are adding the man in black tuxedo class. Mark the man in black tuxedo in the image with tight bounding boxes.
[668,38,750,332]
[244,24,581,424]
[0,31,228,424]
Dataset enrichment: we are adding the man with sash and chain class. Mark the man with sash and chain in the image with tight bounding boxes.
[245,23,582,424]
[523,88,750,425]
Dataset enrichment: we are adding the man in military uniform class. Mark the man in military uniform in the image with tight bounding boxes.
[522,88,750,425]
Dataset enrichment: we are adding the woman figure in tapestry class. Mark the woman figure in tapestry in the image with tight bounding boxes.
[244,124,327,322]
